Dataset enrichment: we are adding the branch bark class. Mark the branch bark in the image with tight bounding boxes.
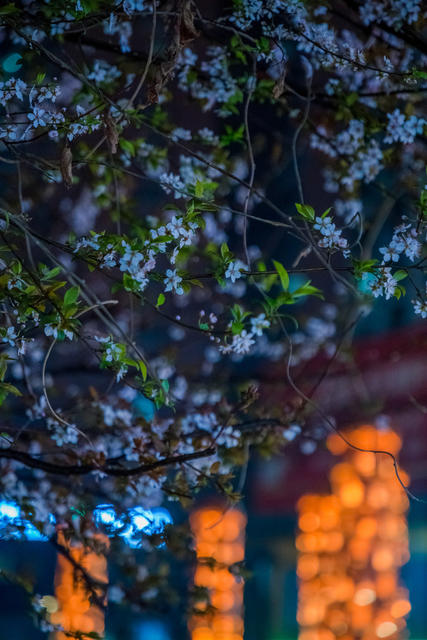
[0,446,216,477]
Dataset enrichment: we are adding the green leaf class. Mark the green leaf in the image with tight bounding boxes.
[189,279,203,288]
[231,321,244,335]
[394,284,406,298]
[295,203,315,221]
[64,285,80,306]
[139,360,148,381]
[12,261,22,275]
[412,68,427,80]
[345,92,358,106]
[0,4,18,15]
[0,358,8,381]
[156,293,165,307]
[351,258,378,279]
[64,304,78,318]
[41,266,61,281]
[221,242,231,259]
[275,291,295,307]
[123,273,136,291]
[0,382,22,397]
[273,260,289,290]
[231,304,249,322]
[393,270,408,282]
[293,281,324,299]
[119,138,136,156]
[195,181,204,198]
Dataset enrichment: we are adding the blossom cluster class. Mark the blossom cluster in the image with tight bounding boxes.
[384,109,426,145]
[0,0,425,625]
[379,223,422,263]
[313,216,349,254]
[365,268,398,300]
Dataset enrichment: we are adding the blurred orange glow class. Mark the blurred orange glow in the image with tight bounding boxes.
[338,479,365,508]
[376,621,398,637]
[371,545,395,571]
[356,516,377,538]
[297,555,320,580]
[299,512,321,532]
[326,432,348,455]
[325,530,344,552]
[297,424,410,640]
[349,537,371,564]
[366,482,390,509]
[330,462,357,485]
[353,583,376,606]
[375,572,398,599]
[193,627,214,640]
[353,451,377,476]
[51,531,108,640]
[211,591,236,611]
[390,598,411,618]
[296,533,319,553]
[190,507,246,640]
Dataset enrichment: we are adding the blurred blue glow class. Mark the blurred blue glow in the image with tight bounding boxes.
[0,501,47,541]
[0,501,172,547]
[2,53,22,73]
[0,502,19,519]
[132,393,155,421]
[93,505,173,548]
[93,504,117,526]
[133,620,171,640]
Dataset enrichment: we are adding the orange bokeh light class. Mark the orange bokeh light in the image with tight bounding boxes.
[297,555,320,580]
[297,424,410,640]
[299,512,321,532]
[356,516,378,538]
[338,479,365,508]
[372,545,395,571]
[190,507,246,640]
[51,531,108,640]
[390,598,411,618]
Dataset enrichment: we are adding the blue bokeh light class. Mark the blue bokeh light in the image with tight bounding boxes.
[133,619,171,640]
[0,501,48,541]
[93,504,173,548]
[2,52,23,73]
[0,501,172,547]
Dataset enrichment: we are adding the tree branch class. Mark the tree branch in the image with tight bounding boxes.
[0,446,216,477]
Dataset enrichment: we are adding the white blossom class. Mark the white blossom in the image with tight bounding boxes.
[0,78,26,102]
[219,330,255,356]
[365,268,397,300]
[159,173,185,199]
[413,299,427,318]
[225,260,247,283]
[164,269,184,295]
[384,109,425,145]
[250,313,270,336]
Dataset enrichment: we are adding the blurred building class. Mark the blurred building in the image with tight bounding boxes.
[245,322,427,640]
